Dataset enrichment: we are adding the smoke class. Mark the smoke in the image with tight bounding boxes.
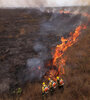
[0,0,47,7]
[26,58,45,81]
[25,9,83,81]
[75,0,90,5]
[26,42,50,81]
[0,0,90,8]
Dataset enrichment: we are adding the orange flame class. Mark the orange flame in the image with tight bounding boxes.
[60,10,70,14]
[51,25,87,78]
[38,66,41,70]
[82,13,90,21]
[82,13,90,18]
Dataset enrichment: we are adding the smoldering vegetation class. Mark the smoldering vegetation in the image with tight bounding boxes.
[0,6,89,96]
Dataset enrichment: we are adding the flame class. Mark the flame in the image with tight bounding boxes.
[82,13,90,21]
[60,10,70,14]
[45,25,87,79]
[38,66,41,70]
[59,10,90,21]
[82,13,90,18]
[53,25,86,65]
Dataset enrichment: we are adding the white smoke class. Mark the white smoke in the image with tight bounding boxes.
[26,58,45,81]
[25,41,49,81]
[0,0,89,8]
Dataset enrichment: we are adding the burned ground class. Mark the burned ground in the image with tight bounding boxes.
[0,7,90,100]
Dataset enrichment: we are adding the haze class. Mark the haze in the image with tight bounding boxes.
[0,0,90,8]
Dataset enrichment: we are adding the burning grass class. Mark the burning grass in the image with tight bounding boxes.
[44,25,87,81]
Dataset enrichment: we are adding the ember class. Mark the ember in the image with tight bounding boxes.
[38,66,41,70]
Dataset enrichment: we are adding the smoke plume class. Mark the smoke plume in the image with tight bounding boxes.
[26,42,49,81]
[0,0,90,8]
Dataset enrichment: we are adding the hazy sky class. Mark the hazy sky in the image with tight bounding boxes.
[0,0,90,7]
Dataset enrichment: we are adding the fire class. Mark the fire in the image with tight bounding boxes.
[59,9,90,21]
[38,66,41,70]
[82,13,90,21]
[45,25,87,79]
[82,13,90,18]
[52,25,86,77]
[60,10,70,14]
